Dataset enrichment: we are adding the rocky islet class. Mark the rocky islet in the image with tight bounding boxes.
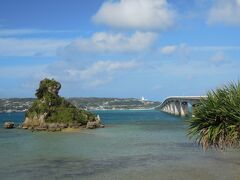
[20,78,104,132]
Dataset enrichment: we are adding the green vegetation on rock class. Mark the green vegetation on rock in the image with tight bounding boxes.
[25,78,95,125]
[188,82,240,150]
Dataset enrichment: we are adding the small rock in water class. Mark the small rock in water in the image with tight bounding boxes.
[4,122,15,129]
[86,115,104,129]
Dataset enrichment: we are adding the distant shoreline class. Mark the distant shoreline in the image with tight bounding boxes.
[0,97,161,113]
[0,108,157,114]
[90,108,156,111]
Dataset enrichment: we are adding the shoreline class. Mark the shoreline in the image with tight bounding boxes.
[90,108,157,111]
[0,108,157,114]
[61,127,84,133]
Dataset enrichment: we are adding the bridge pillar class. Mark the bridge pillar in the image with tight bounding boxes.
[180,101,188,116]
[160,96,205,116]
[163,105,166,113]
[164,106,167,112]
[175,101,181,116]
[167,103,171,113]
[170,101,175,114]
[164,105,168,112]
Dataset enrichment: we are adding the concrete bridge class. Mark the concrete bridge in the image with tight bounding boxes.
[159,96,207,116]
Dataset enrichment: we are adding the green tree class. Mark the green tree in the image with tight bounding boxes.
[188,82,240,150]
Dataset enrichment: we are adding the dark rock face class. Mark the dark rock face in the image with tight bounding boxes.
[47,83,61,96]
[4,122,14,129]
[47,123,62,132]
[86,115,104,129]
[22,122,66,132]
[22,78,103,132]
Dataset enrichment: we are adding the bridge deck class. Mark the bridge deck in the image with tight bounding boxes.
[160,96,207,108]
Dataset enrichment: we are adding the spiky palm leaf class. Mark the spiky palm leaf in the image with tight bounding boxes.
[188,82,240,150]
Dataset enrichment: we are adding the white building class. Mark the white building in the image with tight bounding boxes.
[141,96,148,101]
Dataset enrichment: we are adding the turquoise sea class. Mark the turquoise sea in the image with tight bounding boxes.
[0,110,239,180]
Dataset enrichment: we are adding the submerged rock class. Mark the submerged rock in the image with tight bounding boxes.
[4,122,15,129]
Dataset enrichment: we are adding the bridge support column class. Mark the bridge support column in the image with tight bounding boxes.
[167,103,171,113]
[180,102,188,116]
[175,101,180,116]
[160,96,205,116]
[170,101,175,114]
[163,105,166,112]
[162,104,166,113]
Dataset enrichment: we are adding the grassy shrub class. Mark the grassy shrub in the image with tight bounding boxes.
[26,78,96,124]
[188,82,240,150]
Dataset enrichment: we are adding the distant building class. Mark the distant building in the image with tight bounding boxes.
[141,96,147,101]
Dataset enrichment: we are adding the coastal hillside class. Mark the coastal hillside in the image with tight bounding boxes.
[0,98,34,113]
[68,97,161,110]
[0,97,161,113]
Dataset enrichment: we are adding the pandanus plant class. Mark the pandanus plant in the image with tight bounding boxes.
[188,82,240,150]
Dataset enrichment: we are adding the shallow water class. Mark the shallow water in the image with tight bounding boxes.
[0,110,239,180]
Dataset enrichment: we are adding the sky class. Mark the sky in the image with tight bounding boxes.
[0,0,240,101]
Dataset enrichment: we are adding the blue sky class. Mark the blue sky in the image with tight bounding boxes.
[0,0,240,101]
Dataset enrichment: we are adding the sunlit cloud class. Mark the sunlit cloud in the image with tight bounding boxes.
[0,28,74,37]
[0,38,71,56]
[93,0,176,30]
[62,31,157,54]
[208,0,240,25]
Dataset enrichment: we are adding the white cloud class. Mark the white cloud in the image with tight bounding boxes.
[0,31,156,57]
[0,38,70,56]
[151,84,163,91]
[92,0,176,30]
[208,0,240,25]
[0,28,71,37]
[153,60,234,78]
[191,46,240,51]
[210,52,226,63]
[0,65,48,78]
[160,45,177,55]
[160,44,189,56]
[160,44,240,55]
[65,60,139,87]
[64,31,156,53]
[0,60,128,93]
[80,60,138,78]
[25,60,140,89]
[87,78,113,87]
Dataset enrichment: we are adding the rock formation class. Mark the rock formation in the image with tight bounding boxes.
[86,115,105,129]
[4,122,14,129]
[22,78,104,131]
